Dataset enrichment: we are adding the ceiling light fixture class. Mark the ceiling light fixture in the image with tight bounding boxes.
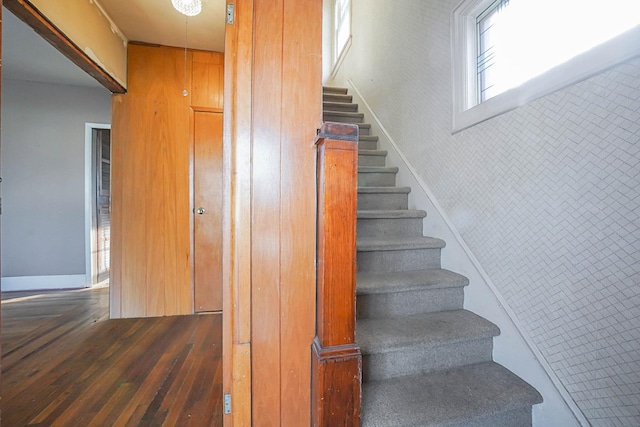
[172,0,202,16]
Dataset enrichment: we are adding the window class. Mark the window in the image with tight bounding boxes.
[332,0,351,73]
[452,0,640,132]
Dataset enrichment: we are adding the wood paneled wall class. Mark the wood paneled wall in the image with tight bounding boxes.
[250,0,322,424]
[110,44,223,318]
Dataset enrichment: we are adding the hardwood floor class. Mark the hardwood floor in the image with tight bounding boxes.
[1,286,223,426]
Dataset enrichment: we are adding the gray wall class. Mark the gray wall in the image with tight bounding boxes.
[1,79,111,279]
[330,1,640,426]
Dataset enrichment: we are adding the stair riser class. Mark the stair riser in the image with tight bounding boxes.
[359,125,371,135]
[358,172,396,187]
[358,139,378,150]
[323,94,353,103]
[358,154,386,167]
[357,193,408,210]
[323,113,364,124]
[357,218,424,238]
[323,103,358,112]
[357,287,464,318]
[323,87,348,94]
[362,339,494,381]
[357,248,441,273]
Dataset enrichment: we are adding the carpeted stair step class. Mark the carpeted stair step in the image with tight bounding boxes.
[356,269,468,318]
[324,101,359,112]
[357,310,499,381]
[358,186,411,210]
[324,110,365,124]
[323,86,349,94]
[359,149,388,167]
[359,135,379,150]
[357,236,445,273]
[361,362,543,427]
[358,166,399,187]
[357,209,427,238]
[358,123,372,135]
[323,92,353,103]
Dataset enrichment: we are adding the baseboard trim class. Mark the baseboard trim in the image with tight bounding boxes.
[346,78,589,427]
[1,274,87,292]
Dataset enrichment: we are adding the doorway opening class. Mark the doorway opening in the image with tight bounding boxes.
[85,123,111,287]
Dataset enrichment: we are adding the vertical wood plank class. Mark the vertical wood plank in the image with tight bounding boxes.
[251,0,283,424]
[109,95,124,319]
[163,47,192,316]
[194,111,224,312]
[111,44,193,318]
[280,0,323,425]
[192,51,224,110]
[223,0,254,425]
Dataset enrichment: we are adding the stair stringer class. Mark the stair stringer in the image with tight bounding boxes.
[345,78,587,427]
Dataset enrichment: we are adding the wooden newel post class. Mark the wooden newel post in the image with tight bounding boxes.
[311,122,362,427]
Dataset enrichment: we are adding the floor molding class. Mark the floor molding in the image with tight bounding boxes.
[2,274,87,292]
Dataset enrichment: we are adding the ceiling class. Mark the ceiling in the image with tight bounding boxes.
[98,0,226,52]
[2,0,226,89]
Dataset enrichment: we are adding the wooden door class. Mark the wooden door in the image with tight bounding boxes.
[194,111,223,312]
[95,128,111,283]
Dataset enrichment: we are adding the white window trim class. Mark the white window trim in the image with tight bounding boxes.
[451,0,640,133]
[330,0,352,78]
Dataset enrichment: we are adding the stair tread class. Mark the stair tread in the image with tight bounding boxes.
[361,362,543,427]
[358,166,399,173]
[359,135,378,141]
[324,110,365,117]
[357,268,469,295]
[358,186,411,194]
[357,209,427,219]
[357,236,445,251]
[357,309,499,353]
[323,101,358,109]
[359,149,388,156]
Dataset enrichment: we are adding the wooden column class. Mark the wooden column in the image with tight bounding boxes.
[312,122,362,427]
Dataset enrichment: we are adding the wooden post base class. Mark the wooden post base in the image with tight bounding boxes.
[311,337,362,427]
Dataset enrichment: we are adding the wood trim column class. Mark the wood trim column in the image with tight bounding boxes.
[223,0,253,425]
[312,122,361,427]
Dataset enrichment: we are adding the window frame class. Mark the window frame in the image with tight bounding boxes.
[330,0,352,78]
[451,0,640,133]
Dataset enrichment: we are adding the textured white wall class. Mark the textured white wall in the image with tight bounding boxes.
[1,79,111,278]
[330,1,640,426]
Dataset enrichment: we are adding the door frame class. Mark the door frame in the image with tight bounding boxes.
[84,122,111,287]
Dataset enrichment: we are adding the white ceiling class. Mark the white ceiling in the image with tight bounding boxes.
[2,0,226,89]
[98,0,226,52]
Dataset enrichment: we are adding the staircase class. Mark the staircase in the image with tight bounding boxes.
[323,86,543,427]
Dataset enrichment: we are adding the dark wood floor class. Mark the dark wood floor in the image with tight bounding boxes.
[1,286,223,426]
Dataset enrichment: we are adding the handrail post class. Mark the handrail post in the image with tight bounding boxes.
[311,122,361,427]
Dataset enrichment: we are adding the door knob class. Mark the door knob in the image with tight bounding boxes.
[196,207,206,215]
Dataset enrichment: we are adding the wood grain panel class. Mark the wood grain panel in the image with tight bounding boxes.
[192,51,224,110]
[223,0,254,424]
[312,128,362,426]
[111,44,193,318]
[194,111,224,312]
[251,0,284,424]
[279,0,323,424]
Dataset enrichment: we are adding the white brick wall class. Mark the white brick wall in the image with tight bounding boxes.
[331,1,640,425]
